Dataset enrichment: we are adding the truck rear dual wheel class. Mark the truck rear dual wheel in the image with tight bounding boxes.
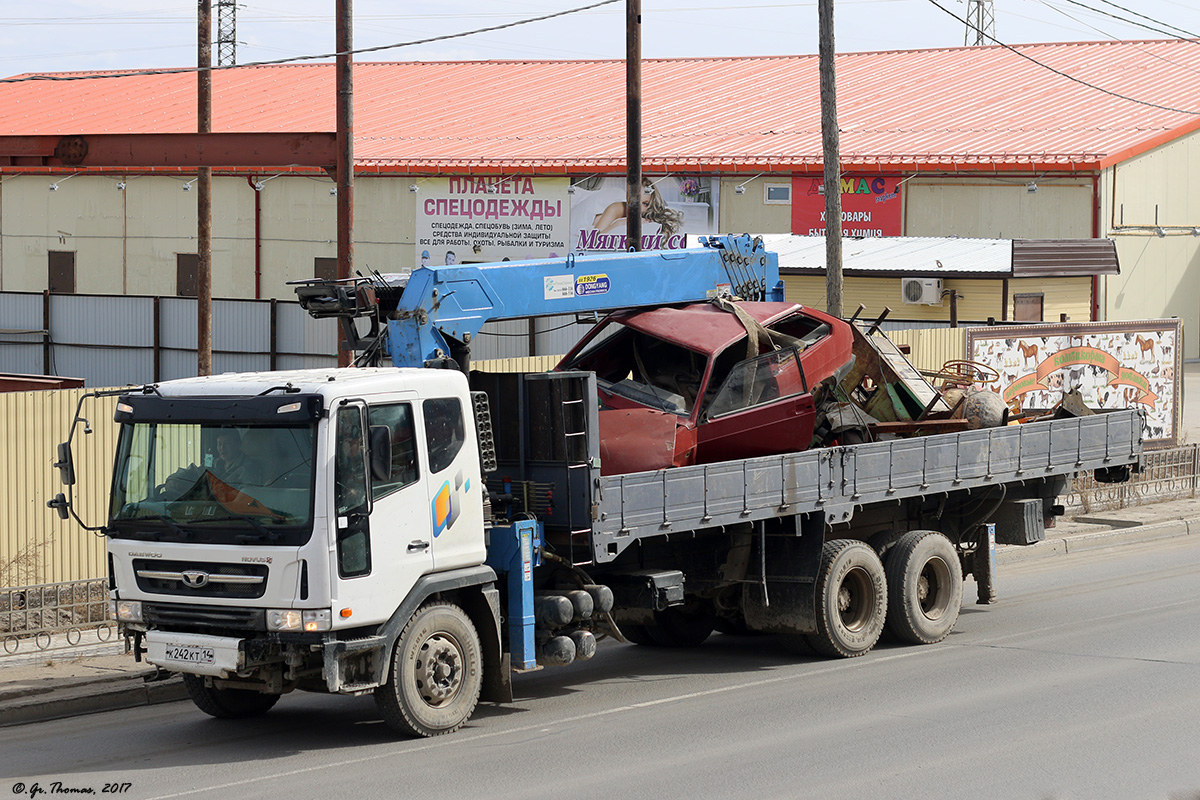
[374,601,483,738]
[183,674,280,719]
[884,530,963,644]
[619,600,716,648]
[806,540,888,658]
[647,600,716,647]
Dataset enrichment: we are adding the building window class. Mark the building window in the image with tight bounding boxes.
[176,254,199,297]
[48,250,76,293]
[314,257,337,281]
[763,183,792,205]
[1013,293,1044,322]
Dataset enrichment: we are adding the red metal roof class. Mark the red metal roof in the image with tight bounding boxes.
[3,39,1199,174]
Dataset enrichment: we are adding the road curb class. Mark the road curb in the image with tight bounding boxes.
[998,516,1196,565]
[0,674,187,727]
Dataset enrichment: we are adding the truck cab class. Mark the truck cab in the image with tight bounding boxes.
[106,368,498,732]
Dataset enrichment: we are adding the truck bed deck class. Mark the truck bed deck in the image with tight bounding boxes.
[589,409,1144,563]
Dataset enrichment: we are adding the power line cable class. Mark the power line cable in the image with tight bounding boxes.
[925,0,1200,116]
[1091,0,1200,39]
[1055,0,1200,41]
[1031,0,1200,75]
[0,0,621,84]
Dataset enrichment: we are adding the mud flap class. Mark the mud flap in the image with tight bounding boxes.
[741,514,824,635]
[974,523,997,605]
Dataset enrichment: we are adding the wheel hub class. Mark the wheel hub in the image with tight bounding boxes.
[918,558,951,620]
[837,567,876,632]
[415,634,463,706]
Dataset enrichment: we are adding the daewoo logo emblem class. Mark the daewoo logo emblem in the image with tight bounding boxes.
[181,570,210,588]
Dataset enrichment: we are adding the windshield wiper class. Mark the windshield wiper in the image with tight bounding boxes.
[191,513,283,542]
[118,513,190,540]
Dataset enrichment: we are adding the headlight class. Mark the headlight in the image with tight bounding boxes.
[267,608,331,632]
[114,600,143,623]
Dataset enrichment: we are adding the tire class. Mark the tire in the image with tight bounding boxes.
[713,613,759,636]
[619,623,658,646]
[884,530,963,645]
[374,601,483,738]
[182,674,280,719]
[805,539,887,658]
[647,600,716,647]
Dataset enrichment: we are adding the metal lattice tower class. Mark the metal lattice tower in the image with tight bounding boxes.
[964,0,996,46]
[217,0,237,66]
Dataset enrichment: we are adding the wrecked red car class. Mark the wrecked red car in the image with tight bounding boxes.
[556,300,854,474]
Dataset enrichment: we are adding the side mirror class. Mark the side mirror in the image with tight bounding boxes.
[368,425,393,482]
[53,442,76,486]
[47,492,70,520]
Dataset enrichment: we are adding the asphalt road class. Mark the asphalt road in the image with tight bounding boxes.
[3,535,1199,800]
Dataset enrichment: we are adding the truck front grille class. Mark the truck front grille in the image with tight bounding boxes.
[133,559,268,599]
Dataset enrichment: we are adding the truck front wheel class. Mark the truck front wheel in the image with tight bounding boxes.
[884,530,962,644]
[182,674,280,719]
[806,540,887,658]
[374,601,482,738]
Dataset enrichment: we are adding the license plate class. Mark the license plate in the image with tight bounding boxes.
[162,644,215,665]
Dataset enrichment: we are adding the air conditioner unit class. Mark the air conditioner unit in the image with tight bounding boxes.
[901,277,943,305]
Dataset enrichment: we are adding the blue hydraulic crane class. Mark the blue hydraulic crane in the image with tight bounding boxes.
[294,234,784,369]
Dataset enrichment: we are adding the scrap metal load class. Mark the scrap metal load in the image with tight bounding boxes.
[293,237,1104,475]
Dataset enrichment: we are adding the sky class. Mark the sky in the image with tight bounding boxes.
[1,0,1199,79]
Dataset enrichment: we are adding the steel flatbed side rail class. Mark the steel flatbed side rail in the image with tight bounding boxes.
[591,409,1145,563]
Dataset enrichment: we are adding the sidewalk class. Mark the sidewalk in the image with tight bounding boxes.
[2,493,1198,727]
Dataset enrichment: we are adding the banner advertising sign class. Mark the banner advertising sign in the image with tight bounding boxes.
[791,175,903,237]
[415,176,571,265]
[967,319,1183,448]
[570,176,719,252]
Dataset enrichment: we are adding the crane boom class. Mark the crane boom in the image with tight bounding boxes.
[295,234,784,368]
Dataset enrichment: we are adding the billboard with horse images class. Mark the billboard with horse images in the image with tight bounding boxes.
[967,319,1183,448]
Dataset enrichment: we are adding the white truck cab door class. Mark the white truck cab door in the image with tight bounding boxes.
[331,401,433,624]
[420,396,486,571]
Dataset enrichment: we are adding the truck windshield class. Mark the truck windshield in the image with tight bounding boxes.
[109,422,316,545]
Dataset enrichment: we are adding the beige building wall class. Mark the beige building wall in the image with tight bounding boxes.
[1100,133,1200,358]
[0,174,422,302]
[718,176,793,234]
[904,178,1093,239]
[783,274,1091,324]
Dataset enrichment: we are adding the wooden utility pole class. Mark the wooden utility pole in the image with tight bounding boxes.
[197,0,213,375]
[626,0,642,251]
[818,0,843,318]
[336,0,354,367]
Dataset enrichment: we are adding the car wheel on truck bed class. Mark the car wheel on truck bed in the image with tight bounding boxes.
[183,674,280,719]
[806,539,887,658]
[884,530,962,645]
[374,601,482,738]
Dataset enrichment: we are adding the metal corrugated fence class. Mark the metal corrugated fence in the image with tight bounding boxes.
[0,388,116,588]
[0,291,337,387]
[885,327,967,373]
[0,334,1022,590]
[0,358,559,589]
